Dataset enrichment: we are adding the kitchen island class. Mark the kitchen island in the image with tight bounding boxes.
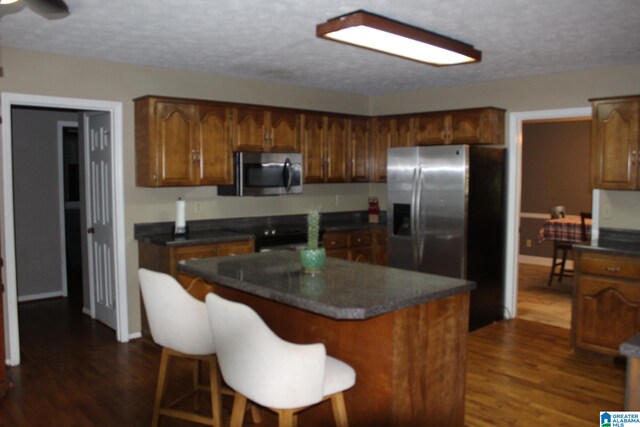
[178,251,475,427]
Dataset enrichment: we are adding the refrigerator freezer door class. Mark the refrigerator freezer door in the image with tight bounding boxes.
[416,145,468,279]
[387,147,419,271]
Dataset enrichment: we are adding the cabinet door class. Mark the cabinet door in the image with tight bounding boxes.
[395,116,415,147]
[371,117,395,182]
[301,114,325,183]
[233,107,266,152]
[155,101,197,186]
[574,276,640,356]
[350,118,370,182]
[325,116,350,182]
[591,100,639,189]
[349,247,373,264]
[449,110,485,144]
[415,113,449,145]
[326,248,349,260]
[196,104,233,185]
[216,240,255,256]
[268,110,300,152]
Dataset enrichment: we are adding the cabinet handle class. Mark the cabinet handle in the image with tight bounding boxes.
[604,266,621,273]
[192,149,197,162]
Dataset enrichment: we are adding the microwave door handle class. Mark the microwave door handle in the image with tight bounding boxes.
[284,158,293,192]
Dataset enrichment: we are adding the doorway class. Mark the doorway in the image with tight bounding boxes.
[1,93,128,366]
[504,107,598,320]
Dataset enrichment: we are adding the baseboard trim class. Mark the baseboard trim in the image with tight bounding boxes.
[519,254,574,269]
[82,307,92,317]
[17,290,64,302]
[128,332,142,340]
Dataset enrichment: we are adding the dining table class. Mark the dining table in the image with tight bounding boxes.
[537,215,592,244]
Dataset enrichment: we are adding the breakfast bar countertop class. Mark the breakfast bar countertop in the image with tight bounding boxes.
[178,250,475,320]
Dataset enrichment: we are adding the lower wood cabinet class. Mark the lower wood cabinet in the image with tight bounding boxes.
[138,239,255,279]
[323,228,386,265]
[572,249,640,357]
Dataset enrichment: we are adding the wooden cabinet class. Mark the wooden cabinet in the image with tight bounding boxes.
[371,117,396,182]
[301,114,350,183]
[372,228,388,266]
[138,239,255,279]
[590,95,640,190]
[349,118,370,182]
[572,250,640,357]
[415,108,505,146]
[323,228,386,265]
[135,96,233,187]
[233,107,300,153]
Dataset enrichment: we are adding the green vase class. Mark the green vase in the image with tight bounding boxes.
[300,247,326,273]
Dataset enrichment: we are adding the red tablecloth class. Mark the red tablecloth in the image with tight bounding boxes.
[537,215,591,244]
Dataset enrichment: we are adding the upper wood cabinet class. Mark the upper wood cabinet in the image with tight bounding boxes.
[371,117,396,182]
[301,113,325,183]
[301,114,350,183]
[135,96,233,187]
[415,108,505,146]
[395,116,415,148]
[232,107,300,153]
[325,116,350,182]
[590,95,640,190]
[349,118,370,182]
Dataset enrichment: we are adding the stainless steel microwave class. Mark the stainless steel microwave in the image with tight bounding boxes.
[217,152,303,196]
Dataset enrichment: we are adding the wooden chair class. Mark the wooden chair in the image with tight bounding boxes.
[580,212,592,242]
[547,206,573,286]
[138,268,223,427]
[205,292,356,427]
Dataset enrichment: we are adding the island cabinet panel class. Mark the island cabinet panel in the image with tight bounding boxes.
[179,274,469,427]
[135,96,234,187]
[590,95,640,190]
[349,118,370,182]
[572,250,640,357]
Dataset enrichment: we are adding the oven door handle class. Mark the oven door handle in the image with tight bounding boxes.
[283,158,293,192]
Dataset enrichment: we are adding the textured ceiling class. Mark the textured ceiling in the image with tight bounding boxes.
[1,0,639,95]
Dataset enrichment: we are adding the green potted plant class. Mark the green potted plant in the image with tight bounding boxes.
[300,210,326,273]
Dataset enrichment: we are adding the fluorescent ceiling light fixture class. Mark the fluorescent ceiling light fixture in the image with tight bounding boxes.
[316,10,481,66]
[0,0,20,4]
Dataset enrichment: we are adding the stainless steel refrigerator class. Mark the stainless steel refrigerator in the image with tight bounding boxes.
[387,145,505,330]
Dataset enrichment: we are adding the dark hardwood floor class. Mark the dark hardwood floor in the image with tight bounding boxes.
[517,263,572,329]
[0,296,626,426]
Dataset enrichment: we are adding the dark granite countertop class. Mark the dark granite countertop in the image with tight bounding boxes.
[134,211,387,247]
[178,251,475,320]
[573,228,640,258]
[136,229,255,247]
[620,333,640,358]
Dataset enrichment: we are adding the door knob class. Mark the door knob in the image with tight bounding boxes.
[87,227,95,234]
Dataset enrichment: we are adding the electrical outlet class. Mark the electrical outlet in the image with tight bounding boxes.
[194,202,202,214]
[526,239,532,248]
[603,204,612,219]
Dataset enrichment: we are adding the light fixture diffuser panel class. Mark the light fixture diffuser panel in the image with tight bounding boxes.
[317,11,481,66]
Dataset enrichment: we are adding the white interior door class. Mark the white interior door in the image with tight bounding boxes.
[84,111,116,330]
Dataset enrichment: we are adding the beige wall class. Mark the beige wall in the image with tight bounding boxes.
[370,63,640,232]
[2,46,639,335]
[1,47,373,335]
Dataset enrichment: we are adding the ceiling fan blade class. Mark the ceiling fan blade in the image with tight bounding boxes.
[23,0,69,20]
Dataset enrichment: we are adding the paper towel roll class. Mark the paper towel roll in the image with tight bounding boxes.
[175,198,186,234]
